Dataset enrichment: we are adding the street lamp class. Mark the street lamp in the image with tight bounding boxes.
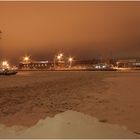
[68,57,73,68]
[57,55,61,60]
[23,56,30,63]
[54,53,64,69]
[57,53,63,60]
[24,56,29,61]
[59,53,63,57]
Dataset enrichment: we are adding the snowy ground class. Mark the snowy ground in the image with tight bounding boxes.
[0,110,139,139]
[0,71,140,138]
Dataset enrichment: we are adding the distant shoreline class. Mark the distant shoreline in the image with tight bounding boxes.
[18,69,117,72]
[17,69,140,72]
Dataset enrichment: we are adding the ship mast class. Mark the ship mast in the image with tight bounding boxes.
[0,30,2,39]
[0,30,2,60]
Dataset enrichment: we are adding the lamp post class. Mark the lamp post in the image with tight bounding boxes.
[57,53,63,61]
[57,55,61,61]
[22,56,30,69]
[59,53,63,57]
[54,53,63,69]
[68,57,73,68]
[23,56,30,63]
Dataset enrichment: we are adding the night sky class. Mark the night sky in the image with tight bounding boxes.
[0,1,140,64]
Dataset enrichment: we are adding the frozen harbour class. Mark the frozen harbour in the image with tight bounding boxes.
[0,71,140,138]
[0,110,139,139]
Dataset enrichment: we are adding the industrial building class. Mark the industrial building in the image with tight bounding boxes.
[117,59,140,68]
[19,60,53,70]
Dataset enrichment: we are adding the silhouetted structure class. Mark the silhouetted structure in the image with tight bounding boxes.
[117,59,140,68]
[19,60,53,70]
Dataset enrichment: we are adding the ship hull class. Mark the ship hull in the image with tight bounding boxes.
[0,71,18,75]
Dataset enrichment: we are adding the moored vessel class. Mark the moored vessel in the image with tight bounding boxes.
[0,61,18,75]
[0,69,17,75]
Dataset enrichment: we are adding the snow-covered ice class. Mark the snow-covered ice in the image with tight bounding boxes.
[0,110,139,139]
[0,71,140,138]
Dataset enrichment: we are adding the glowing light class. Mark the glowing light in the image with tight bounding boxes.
[68,57,73,62]
[2,61,8,66]
[95,65,100,69]
[56,53,63,60]
[59,53,63,57]
[1,61,10,69]
[68,57,73,68]
[24,56,29,61]
[57,55,61,60]
[102,65,106,68]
